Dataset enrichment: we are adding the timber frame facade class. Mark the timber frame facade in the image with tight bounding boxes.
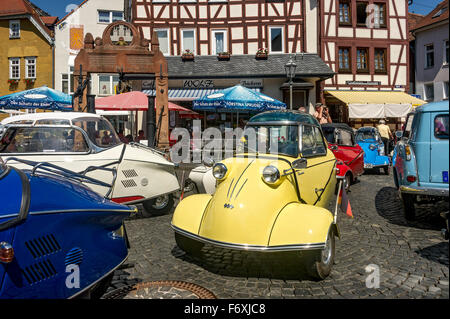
[132,0,307,56]
[319,0,410,93]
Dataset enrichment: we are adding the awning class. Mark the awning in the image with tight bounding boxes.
[325,90,426,119]
[143,88,261,102]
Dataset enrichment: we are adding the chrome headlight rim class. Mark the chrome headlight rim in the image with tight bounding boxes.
[369,144,377,151]
[212,163,228,180]
[262,165,281,184]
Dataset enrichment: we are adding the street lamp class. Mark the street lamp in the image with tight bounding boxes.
[284,55,297,110]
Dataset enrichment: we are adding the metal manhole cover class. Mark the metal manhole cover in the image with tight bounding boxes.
[102,281,217,299]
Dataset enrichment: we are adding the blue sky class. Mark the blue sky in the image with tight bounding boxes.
[32,0,442,19]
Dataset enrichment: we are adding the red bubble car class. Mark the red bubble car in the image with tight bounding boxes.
[322,123,365,191]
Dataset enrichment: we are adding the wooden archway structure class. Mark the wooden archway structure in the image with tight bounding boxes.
[73,21,169,148]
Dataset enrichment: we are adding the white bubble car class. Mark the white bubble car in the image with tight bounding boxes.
[0,112,180,214]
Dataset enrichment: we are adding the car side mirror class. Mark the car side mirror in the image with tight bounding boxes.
[292,158,308,169]
[330,145,338,151]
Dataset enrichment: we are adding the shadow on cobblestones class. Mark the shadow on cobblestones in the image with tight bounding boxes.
[415,242,449,266]
[171,236,322,281]
[375,187,447,231]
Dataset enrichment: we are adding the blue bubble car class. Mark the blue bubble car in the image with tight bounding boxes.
[0,158,135,299]
[356,127,391,175]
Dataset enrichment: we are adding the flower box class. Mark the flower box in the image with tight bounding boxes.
[24,78,35,85]
[217,52,231,60]
[255,48,268,60]
[7,79,19,85]
[182,49,195,61]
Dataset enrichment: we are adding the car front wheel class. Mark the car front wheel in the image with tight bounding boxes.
[383,166,390,175]
[143,194,175,216]
[307,229,335,280]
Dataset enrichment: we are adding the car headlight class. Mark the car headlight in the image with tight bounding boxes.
[378,147,385,156]
[369,144,377,151]
[212,163,228,180]
[262,166,280,184]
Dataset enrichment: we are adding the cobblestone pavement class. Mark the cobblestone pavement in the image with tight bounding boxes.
[105,172,449,299]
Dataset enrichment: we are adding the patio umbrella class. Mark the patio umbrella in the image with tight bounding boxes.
[193,85,286,113]
[0,86,72,111]
[96,92,201,116]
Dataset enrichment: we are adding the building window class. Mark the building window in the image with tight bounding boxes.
[62,74,69,94]
[373,4,386,27]
[425,44,434,69]
[98,10,124,24]
[339,1,351,25]
[424,83,434,101]
[269,27,283,53]
[374,48,387,73]
[25,57,36,79]
[356,48,369,72]
[155,29,169,55]
[9,58,20,79]
[338,48,351,72]
[356,2,368,26]
[212,30,227,54]
[9,20,20,38]
[99,75,120,96]
[444,40,449,65]
[182,30,195,54]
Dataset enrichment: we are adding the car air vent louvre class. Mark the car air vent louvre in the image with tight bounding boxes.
[21,260,57,285]
[25,234,61,259]
[121,179,137,188]
[122,169,138,178]
[65,247,83,266]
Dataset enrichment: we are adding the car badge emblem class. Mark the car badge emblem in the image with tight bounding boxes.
[224,203,234,209]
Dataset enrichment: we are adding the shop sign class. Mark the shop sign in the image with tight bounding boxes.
[346,81,381,86]
[240,79,263,88]
[183,79,215,88]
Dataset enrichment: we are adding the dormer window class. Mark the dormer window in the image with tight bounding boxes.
[9,20,20,39]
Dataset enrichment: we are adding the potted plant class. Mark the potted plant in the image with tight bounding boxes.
[256,48,268,59]
[217,51,231,60]
[24,78,35,86]
[8,79,19,85]
[182,49,195,61]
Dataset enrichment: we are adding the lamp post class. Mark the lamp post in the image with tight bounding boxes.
[284,55,297,110]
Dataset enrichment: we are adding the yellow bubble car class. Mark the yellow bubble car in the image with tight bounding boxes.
[172,111,340,279]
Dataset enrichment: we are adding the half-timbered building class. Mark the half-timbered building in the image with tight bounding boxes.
[131,0,334,119]
[319,0,422,128]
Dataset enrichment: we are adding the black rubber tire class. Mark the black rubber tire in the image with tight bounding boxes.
[306,229,335,280]
[402,193,416,221]
[143,194,175,216]
[344,173,352,192]
[383,166,390,175]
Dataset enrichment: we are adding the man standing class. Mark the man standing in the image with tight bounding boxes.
[377,120,393,155]
[314,103,332,124]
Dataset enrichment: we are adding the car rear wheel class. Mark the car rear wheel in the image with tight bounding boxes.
[307,229,335,280]
[402,193,416,221]
[344,174,352,192]
[143,194,174,216]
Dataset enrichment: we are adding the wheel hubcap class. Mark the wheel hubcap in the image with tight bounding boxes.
[153,195,169,210]
[321,236,332,265]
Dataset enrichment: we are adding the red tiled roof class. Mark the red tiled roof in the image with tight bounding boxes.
[412,0,449,32]
[41,16,58,25]
[56,0,90,25]
[0,0,53,39]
